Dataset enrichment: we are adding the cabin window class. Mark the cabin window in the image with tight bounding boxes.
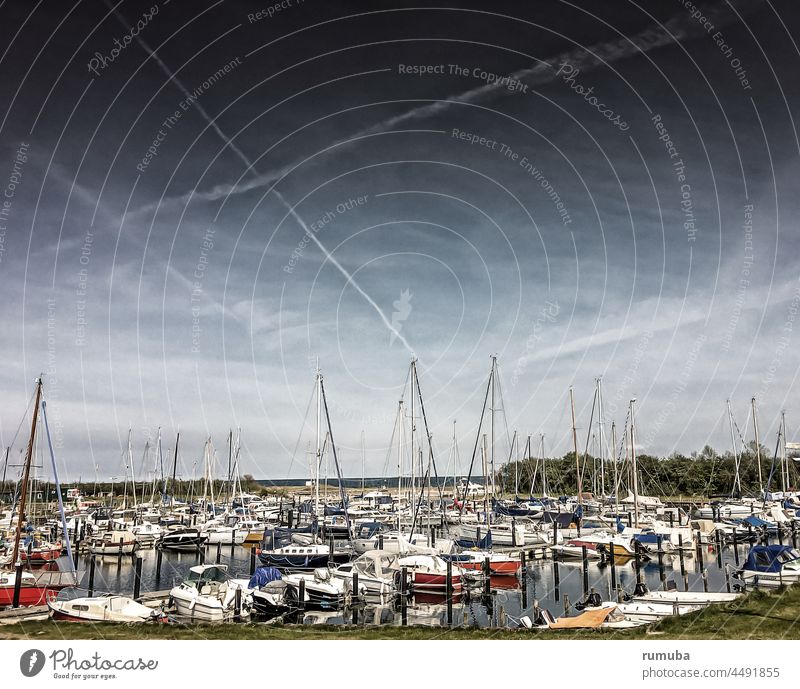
[754,551,773,568]
[73,605,89,611]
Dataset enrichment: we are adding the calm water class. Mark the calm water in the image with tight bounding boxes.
[51,538,755,628]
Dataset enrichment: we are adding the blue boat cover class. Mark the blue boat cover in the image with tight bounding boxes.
[455,531,493,549]
[742,515,770,528]
[743,544,800,573]
[249,567,282,588]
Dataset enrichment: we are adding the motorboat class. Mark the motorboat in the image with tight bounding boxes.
[329,551,399,595]
[157,527,207,552]
[631,589,741,606]
[282,568,362,609]
[169,564,252,622]
[396,554,467,591]
[48,595,166,623]
[257,543,331,569]
[131,522,162,547]
[87,529,138,555]
[442,550,520,575]
[551,530,641,559]
[739,544,800,588]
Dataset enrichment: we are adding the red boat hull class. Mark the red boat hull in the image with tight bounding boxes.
[0,586,57,607]
[411,572,463,591]
[459,560,520,575]
[21,548,61,562]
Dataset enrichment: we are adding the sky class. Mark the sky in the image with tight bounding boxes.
[0,0,798,484]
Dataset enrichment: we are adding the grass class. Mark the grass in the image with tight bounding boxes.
[3,585,800,640]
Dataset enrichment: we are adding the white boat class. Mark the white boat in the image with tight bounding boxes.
[86,529,138,555]
[330,551,399,595]
[615,601,702,621]
[131,522,162,547]
[169,564,252,622]
[632,590,741,606]
[48,595,166,623]
[739,544,800,588]
[283,568,362,609]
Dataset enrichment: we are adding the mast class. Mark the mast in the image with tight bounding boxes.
[751,397,762,495]
[630,398,639,528]
[781,411,788,493]
[481,433,489,521]
[540,433,547,496]
[596,377,606,497]
[360,430,365,495]
[726,400,741,496]
[410,359,416,502]
[127,428,137,508]
[315,367,321,516]
[570,386,581,504]
[11,378,43,567]
[171,432,180,506]
[611,421,619,512]
[490,356,496,498]
[397,399,404,531]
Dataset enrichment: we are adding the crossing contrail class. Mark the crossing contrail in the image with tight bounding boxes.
[106,0,415,354]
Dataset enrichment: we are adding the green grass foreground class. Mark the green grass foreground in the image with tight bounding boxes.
[4,586,800,640]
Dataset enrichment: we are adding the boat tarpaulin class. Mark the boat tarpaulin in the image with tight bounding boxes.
[548,605,615,629]
[249,567,282,588]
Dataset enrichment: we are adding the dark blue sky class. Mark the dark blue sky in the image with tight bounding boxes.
[0,0,798,482]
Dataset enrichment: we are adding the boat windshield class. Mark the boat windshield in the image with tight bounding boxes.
[778,548,800,563]
[186,567,227,584]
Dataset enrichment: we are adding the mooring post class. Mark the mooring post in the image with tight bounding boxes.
[563,593,570,616]
[328,536,335,566]
[250,546,256,575]
[231,528,236,555]
[446,560,453,626]
[483,556,491,596]
[792,520,798,548]
[610,544,617,592]
[199,546,205,565]
[553,521,559,546]
[234,587,242,622]
[431,527,436,547]
[216,542,222,564]
[133,555,142,600]
[725,564,731,593]
[352,572,359,625]
[378,533,384,550]
[117,537,124,566]
[511,518,517,547]
[298,578,306,611]
[476,526,481,547]
[553,560,561,601]
[12,563,23,608]
[678,534,686,576]
[88,557,96,597]
[401,566,408,626]
[777,527,783,546]
[702,568,709,593]
[581,545,589,597]
[156,548,163,583]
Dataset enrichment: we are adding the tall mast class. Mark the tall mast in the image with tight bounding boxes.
[611,421,619,512]
[410,359,416,501]
[751,397,762,495]
[570,386,581,504]
[397,399,404,531]
[781,411,788,493]
[726,400,741,496]
[127,428,137,508]
[596,377,605,497]
[490,356,496,498]
[540,433,547,496]
[11,378,43,567]
[481,433,489,521]
[315,367,321,516]
[630,398,639,528]
[360,429,365,494]
[171,432,180,506]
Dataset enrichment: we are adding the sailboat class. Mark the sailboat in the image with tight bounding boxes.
[0,378,76,607]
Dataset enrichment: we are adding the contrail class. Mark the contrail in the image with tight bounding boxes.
[130,0,761,217]
[106,1,415,354]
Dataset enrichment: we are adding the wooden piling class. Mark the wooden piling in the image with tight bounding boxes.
[234,587,242,622]
[117,537,123,566]
[563,594,570,616]
[401,567,408,626]
[133,556,142,600]
[483,557,491,596]
[249,546,256,575]
[12,563,23,608]
[553,560,560,601]
[88,557,96,597]
[378,534,384,550]
[352,572,359,625]
[678,534,686,576]
[609,543,617,591]
[581,546,589,597]
[298,578,306,611]
[216,542,222,564]
[156,548,163,583]
[446,560,453,626]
